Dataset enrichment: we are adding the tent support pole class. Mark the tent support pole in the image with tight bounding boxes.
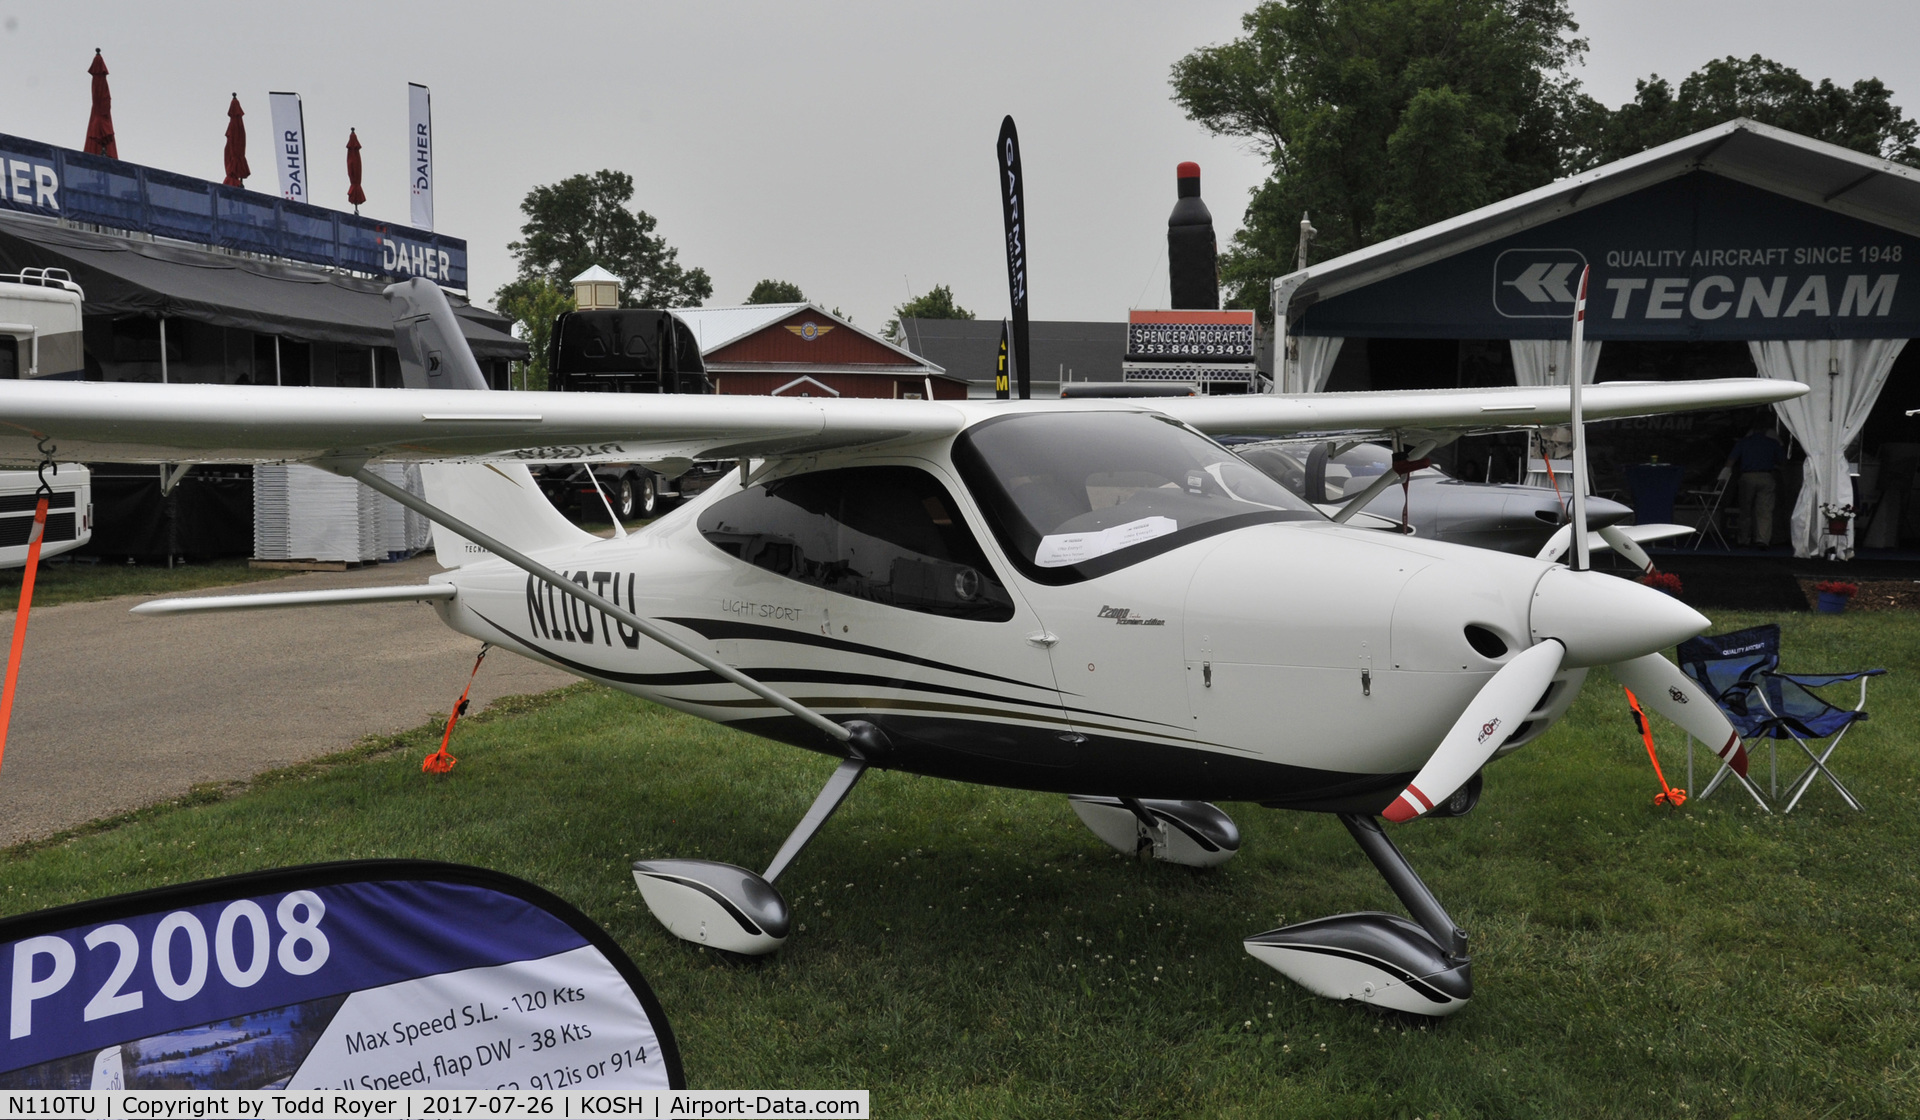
[274,335,283,386]
[158,316,168,384]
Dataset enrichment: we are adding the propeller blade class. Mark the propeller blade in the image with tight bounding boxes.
[1383,639,1566,822]
[1610,652,1748,777]
[1567,265,1591,570]
[1596,524,1653,573]
[1535,524,1572,563]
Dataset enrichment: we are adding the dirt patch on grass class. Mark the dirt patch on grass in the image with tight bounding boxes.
[1798,577,1920,611]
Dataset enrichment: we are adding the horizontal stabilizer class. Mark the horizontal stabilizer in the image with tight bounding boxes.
[131,583,456,616]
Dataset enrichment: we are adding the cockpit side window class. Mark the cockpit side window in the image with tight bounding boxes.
[697,465,1015,622]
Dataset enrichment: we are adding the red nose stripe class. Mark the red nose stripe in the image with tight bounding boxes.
[1382,796,1419,823]
[1405,784,1434,811]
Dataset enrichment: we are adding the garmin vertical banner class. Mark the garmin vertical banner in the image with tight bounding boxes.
[996,115,1030,400]
[267,92,308,204]
[0,861,682,1090]
[409,83,434,232]
[995,319,1010,399]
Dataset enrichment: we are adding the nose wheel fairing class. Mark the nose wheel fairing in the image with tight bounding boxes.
[1245,912,1470,1016]
[1245,812,1474,1017]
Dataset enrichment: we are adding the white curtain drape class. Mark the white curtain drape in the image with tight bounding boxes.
[1511,341,1603,487]
[1294,336,1344,393]
[1508,340,1603,387]
[1749,338,1906,558]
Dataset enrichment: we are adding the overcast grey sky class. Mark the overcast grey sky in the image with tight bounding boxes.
[12,2,1920,329]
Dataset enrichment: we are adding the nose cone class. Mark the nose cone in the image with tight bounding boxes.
[1530,568,1708,668]
[1585,495,1633,529]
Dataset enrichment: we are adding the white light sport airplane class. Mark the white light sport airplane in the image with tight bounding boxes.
[0,280,1796,1017]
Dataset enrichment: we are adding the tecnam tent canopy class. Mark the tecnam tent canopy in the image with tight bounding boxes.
[1272,119,1920,558]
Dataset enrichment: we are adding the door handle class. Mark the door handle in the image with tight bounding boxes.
[1026,631,1059,648]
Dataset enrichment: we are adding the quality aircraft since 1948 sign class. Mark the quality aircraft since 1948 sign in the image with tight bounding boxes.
[1300,171,1919,341]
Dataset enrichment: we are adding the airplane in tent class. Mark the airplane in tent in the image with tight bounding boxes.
[0,278,1802,1017]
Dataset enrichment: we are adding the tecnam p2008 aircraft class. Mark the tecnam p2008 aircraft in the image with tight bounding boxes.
[0,280,1799,1016]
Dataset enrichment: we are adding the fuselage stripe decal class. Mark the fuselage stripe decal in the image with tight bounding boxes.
[657,616,1051,693]
[473,610,1250,753]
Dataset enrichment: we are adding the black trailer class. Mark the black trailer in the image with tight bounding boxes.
[537,308,724,519]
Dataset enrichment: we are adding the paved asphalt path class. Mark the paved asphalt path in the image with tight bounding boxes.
[0,556,575,847]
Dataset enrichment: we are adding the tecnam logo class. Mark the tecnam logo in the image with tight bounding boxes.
[1493,248,1588,319]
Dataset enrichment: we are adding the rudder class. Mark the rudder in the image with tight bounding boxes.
[384,278,591,564]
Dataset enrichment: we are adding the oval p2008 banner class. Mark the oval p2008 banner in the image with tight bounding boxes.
[0,860,682,1090]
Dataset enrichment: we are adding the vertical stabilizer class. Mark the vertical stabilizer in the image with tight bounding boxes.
[386,277,491,390]
[383,279,591,564]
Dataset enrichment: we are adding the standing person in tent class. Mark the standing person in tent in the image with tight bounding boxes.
[1721,418,1784,548]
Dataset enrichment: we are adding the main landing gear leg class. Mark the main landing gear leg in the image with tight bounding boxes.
[1242,813,1472,1017]
[631,723,887,956]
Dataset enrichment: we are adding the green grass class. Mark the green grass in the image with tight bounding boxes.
[0,556,291,610]
[3,610,1917,1117]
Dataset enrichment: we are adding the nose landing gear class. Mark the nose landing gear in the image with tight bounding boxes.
[1244,813,1471,1017]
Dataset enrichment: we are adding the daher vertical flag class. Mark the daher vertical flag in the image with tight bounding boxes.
[409,83,434,232]
[267,92,308,204]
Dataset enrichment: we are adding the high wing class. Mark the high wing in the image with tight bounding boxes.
[0,378,964,468]
[1158,379,1807,438]
[0,376,1805,470]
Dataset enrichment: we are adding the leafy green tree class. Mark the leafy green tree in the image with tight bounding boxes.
[1175,4,1917,317]
[1577,55,1920,167]
[745,279,806,304]
[493,276,574,391]
[886,284,973,337]
[499,170,712,311]
[1172,0,1589,313]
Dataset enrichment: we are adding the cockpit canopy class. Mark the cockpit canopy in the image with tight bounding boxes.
[952,411,1322,584]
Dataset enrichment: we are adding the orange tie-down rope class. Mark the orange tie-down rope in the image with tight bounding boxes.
[1625,687,1686,806]
[0,493,50,772]
[424,643,491,775]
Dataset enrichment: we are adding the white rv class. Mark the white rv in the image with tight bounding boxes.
[0,268,91,567]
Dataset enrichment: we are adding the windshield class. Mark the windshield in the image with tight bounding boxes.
[952,411,1322,583]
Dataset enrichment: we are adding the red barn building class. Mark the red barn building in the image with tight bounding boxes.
[676,302,966,399]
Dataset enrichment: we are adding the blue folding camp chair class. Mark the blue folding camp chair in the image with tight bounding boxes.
[1676,623,1885,813]
[1750,667,1884,813]
[1674,624,1783,810]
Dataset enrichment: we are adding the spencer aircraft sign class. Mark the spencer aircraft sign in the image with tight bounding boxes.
[0,132,467,289]
[1300,171,1918,340]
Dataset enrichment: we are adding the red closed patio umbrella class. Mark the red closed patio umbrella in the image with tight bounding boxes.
[346,128,366,212]
[85,49,117,158]
[223,94,250,187]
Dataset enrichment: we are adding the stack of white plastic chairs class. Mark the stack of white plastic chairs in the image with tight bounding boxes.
[253,462,429,564]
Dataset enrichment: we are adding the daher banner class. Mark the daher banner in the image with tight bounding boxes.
[0,133,467,290]
[1299,172,1918,341]
[1,861,681,1091]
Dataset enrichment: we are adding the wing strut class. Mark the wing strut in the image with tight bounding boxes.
[348,465,856,746]
[1330,438,1436,524]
